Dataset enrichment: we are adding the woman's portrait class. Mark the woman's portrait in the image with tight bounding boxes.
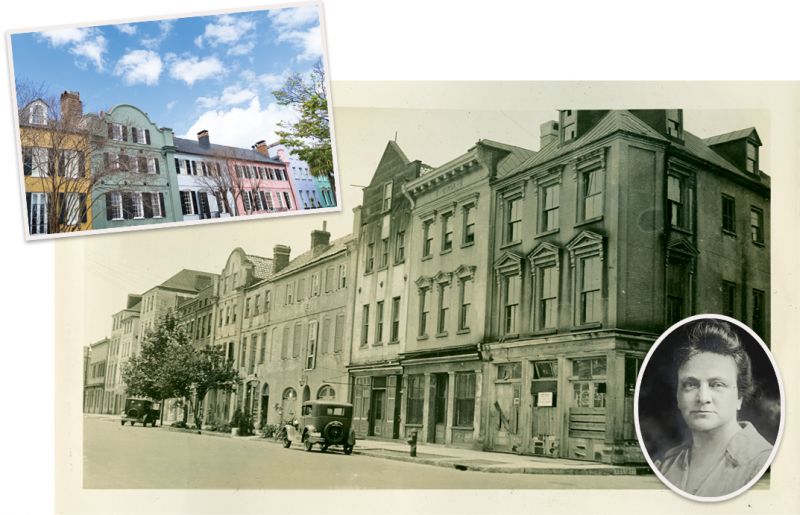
[635,316,783,501]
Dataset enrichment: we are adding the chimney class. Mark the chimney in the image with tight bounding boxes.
[254,140,268,156]
[197,130,210,148]
[352,205,362,235]
[311,221,331,256]
[539,120,559,148]
[273,244,291,273]
[60,91,83,123]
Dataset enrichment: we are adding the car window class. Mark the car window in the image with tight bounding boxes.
[302,405,313,416]
[326,407,344,416]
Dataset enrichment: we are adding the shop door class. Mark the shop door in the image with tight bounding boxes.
[432,374,448,443]
[370,388,387,436]
[566,357,607,462]
[490,382,522,453]
[530,360,560,457]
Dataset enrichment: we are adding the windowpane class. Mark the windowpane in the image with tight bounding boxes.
[539,266,558,329]
[464,205,475,244]
[722,195,736,233]
[419,288,430,336]
[580,256,601,324]
[442,213,453,251]
[750,208,764,243]
[542,184,559,231]
[506,198,521,242]
[454,373,476,427]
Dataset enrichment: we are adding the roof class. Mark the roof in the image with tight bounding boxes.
[158,269,218,293]
[477,139,537,176]
[174,137,283,164]
[246,254,274,280]
[677,130,743,176]
[703,127,761,147]
[269,234,354,280]
[508,110,669,176]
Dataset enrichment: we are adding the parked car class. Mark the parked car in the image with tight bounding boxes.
[283,401,355,454]
[120,398,160,427]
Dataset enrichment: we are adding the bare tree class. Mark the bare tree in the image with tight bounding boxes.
[192,150,278,217]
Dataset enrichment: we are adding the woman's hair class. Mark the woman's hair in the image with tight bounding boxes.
[673,319,754,403]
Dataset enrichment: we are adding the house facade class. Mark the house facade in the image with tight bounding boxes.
[20,91,92,236]
[84,337,109,413]
[105,296,141,414]
[173,132,235,220]
[268,142,321,209]
[89,104,182,230]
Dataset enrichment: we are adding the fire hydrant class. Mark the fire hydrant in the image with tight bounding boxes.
[407,430,418,457]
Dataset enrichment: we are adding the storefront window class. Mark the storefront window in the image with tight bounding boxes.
[406,375,424,424]
[454,372,476,427]
[497,362,521,381]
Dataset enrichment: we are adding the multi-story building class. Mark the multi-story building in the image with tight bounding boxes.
[89,104,182,230]
[348,142,423,440]
[400,139,536,447]
[247,225,356,428]
[176,283,218,350]
[106,295,141,414]
[478,109,769,463]
[268,142,322,209]
[20,91,93,235]
[84,338,109,413]
[225,140,294,216]
[313,171,336,208]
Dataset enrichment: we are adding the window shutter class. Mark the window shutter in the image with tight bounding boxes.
[105,193,113,221]
[190,191,199,215]
[108,123,113,139]
[122,192,133,219]
[185,160,190,174]
[131,128,138,143]
[23,148,32,176]
[142,192,153,218]
[79,194,87,224]
[138,157,147,173]
[58,193,66,225]
[145,129,151,145]
[26,193,31,221]
[122,126,128,142]
[58,151,66,177]
[174,158,181,174]
[79,152,86,177]
[158,192,166,217]
[104,153,109,170]
[154,159,160,174]
[191,161,197,175]
[48,148,56,176]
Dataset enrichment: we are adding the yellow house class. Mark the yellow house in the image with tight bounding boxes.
[19,91,93,235]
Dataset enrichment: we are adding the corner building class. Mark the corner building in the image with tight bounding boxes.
[481,110,769,463]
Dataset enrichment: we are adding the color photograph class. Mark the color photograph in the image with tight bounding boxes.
[9,2,338,240]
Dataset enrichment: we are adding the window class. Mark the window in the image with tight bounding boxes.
[361,305,370,346]
[59,193,85,226]
[582,169,603,220]
[380,238,389,268]
[571,357,607,408]
[418,287,431,338]
[107,192,123,220]
[561,110,576,142]
[395,230,406,262]
[317,385,335,401]
[131,192,144,219]
[722,281,736,318]
[242,190,253,213]
[181,191,196,216]
[296,278,305,302]
[463,205,475,245]
[406,375,424,425]
[311,273,320,296]
[458,278,472,331]
[441,212,453,251]
[109,123,124,141]
[264,291,271,312]
[390,296,401,343]
[537,265,558,330]
[422,220,433,258]
[31,147,49,177]
[666,259,688,326]
[240,340,247,368]
[667,175,683,228]
[306,321,318,370]
[281,326,289,359]
[752,289,765,337]
[259,332,266,364]
[60,149,81,178]
[750,207,764,244]
[505,197,522,244]
[580,256,601,325]
[338,264,347,288]
[454,373,476,428]
[244,298,251,318]
[503,274,520,334]
[29,102,47,125]
[325,266,334,292]
[375,301,384,344]
[334,313,345,353]
[541,183,560,232]
[746,142,758,174]
[28,192,48,234]
[382,182,392,211]
[437,282,450,335]
[320,317,331,355]
[365,242,375,273]
[722,195,736,234]
[292,322,302,358]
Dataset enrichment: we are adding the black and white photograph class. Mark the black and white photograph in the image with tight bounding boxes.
[635,315,783,501]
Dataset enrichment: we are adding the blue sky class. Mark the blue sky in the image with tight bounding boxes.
[10,4,323,147]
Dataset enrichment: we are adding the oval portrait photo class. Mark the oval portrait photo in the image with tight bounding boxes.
[635,315,783,502]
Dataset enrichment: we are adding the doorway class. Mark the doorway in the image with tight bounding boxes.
[428,373,448,443]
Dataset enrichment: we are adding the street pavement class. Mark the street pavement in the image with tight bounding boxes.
[84,415,664,489]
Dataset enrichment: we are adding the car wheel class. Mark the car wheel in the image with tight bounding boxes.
[282,436,291,448]
[343,444,353,455]
[321,444,329,452]
[120,420,125,426]
[302,433,313,452]
[131,421,135,426]
[152,420,157,427]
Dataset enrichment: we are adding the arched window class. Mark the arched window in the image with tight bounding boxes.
[317,385,335,400]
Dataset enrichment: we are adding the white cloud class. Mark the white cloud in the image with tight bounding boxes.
[182,97,296,148]
[227,42,255,56]
[258,71,290,91]
[166,100,177,111]
[113,50,163,86]
[194,85,256,109]
[141,20,174,49]
[202,14,255,47]
[38,27,108,71]
[276,24,322,61]
[70,35,108,71]
[168,55,224,86]
[268,6,319,30]
[194,35,204,48]
[39,27,90,46]
[116,24,137,35]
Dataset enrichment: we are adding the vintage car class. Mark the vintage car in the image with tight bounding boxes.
[120,398,160,427]
[282,401,356,454]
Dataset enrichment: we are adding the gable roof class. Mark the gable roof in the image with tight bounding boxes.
[477,139,537,176]
[174,137,283,164]
[246,254,274,280]
[703,127,761,147]
[269,234,355,281]
[158,269,218,292]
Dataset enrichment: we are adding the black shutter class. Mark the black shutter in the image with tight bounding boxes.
[190,191,199,215]
[122,126,128,142]
[143,192,153,218]
[23,148,32,176]
[79,152,86,177]
[145,129,151,145]
[103,152,109,170]
[139,157,147,173]
[26,193,31,223]
[79,194,87,224]
[132,128,138,143]
[58,193,66,225]
[48,149,56,176]
[175,158,181,174]
[192,161,197,175]
[108,123,113,139]
[154,159,160,174]
[158,192,166,217]
[58,151,65,177]
[105,193,113,221]
[122,192,133,219]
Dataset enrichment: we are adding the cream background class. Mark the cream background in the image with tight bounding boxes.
[2,0,799,514]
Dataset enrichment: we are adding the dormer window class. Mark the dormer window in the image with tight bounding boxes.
[29,102,48,125]
[561,110,576,143]
[746,142,758,174]
[666,110,682,139]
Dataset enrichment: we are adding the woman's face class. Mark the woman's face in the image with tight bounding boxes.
[676,351,742,433]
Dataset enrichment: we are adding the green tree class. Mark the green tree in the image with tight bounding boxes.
[273,61,336,197]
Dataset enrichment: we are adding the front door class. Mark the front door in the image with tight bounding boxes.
[430,373,448,443]
[566,357,608,462]
[490,363,522,453]
[369,388,386,436]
